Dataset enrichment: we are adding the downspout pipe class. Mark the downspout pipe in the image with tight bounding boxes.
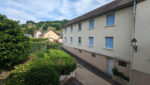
[129,0,137,85]
[133,0,137,35]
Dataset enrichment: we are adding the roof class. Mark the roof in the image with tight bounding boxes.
[34,30,42,34]
[25,34,32,37]
[40,30,59,36]
[63,0,143,28]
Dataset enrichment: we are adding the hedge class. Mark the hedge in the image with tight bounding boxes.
[31,38,48,42]
[31,41,60,53]
[24,64,59,85]
[36,49,77,75]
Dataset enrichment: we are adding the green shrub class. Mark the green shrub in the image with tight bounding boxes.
[3,62,33,85]
[31,41,60,53]
[47,42,60,49]
[3,79,25,85]
[31,41,47,53]
[4,61,60,85]
[25,64,59,85]
[31,38,48,42]
[0,14,31,69]
[0,69,2,74]
[3,49,76,85]
[37,49,77,75]
[36,50,46,58]
[112,67,129,81]
[112,67,118,75]
[8,62,33,82]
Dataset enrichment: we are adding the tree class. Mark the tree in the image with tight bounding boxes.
[26,20,35,25]
[0,14,31,70]
[21,20,69,36]
[43,25,48,31]
[28,27,36,37]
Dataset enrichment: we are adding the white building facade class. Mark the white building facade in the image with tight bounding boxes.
[63,0,150,85]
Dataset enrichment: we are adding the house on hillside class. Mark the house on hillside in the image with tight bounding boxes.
[63,0,150,85]
[34,30,42,38]
[39,30,60,43]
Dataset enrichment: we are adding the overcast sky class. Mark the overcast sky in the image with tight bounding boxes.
[0,0,113,24]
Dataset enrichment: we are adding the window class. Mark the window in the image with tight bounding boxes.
[105,37,113,49]
[89,19,94,29]
[107,13,115,26]
[89,37,94,46]
[65,37,67,43]
[118,61,127,67]
[78,37,81,44]
[70,37,73,44]
[78,23,82,31]
[70,25,73,32]
[65,28,67,33]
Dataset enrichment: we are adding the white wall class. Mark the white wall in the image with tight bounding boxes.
[133,0,150,74]
[63,7,134,61]
[34,31,42,38]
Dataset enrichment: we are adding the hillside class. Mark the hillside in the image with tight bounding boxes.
[21,20,69,37]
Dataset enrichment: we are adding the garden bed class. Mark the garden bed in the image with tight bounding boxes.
[1,39,77,85]
[2,49,77,85]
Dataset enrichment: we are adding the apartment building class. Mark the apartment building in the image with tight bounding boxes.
[63,0,149,85]
[63,0,133,77]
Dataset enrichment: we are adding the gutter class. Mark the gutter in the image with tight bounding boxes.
[129,0,137,85]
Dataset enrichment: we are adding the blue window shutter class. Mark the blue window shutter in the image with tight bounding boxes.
[106,37,113,48]
[65,37,67,43]
[107,14,115,26]
[78,37,80,44]
[90,19,94,29]
[78,23,82,31]
[89,37,93,46]
[70,37,73,44]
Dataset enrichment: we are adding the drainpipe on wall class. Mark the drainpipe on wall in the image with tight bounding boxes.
[129,0,137,85]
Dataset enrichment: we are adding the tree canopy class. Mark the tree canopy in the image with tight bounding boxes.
[22,20,69,36]
[0,14,31,69]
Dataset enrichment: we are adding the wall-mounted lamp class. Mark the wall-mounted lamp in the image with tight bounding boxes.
[131,38,138,52]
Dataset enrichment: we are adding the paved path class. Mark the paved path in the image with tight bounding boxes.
[75,64,112,85]
[63,48,120,85]
[65,78,83,85]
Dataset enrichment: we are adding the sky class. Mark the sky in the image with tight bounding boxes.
[0,0,113,24]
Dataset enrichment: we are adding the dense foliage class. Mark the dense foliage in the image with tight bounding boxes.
[36,49,77,75]
[25,64,59,85]
[22,20,69,37]
[30,39,60,53]
[3,49,77,85]
[31,38,49,42]
[0,14,31,69]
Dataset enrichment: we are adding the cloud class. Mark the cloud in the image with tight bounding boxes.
[0,0,113,24]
